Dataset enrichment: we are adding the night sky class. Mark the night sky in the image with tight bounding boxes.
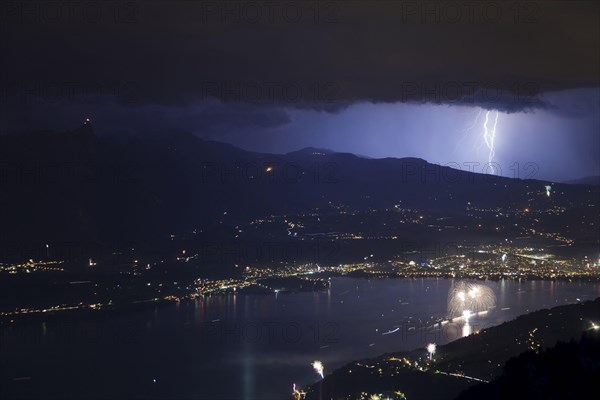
[1,1,598,181]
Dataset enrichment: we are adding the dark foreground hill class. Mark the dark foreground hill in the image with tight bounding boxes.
[456,332,600,400]
[301,298,600,399]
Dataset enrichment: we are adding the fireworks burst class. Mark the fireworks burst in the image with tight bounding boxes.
[448,281,496,318]
[426,343,436,360]
[311,360,324,379]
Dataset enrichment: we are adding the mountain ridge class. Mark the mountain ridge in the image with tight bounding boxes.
[0,123,597,255]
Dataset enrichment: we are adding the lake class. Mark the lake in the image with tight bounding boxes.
[2,277,599,399]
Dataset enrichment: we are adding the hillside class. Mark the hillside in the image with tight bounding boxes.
[1,123,598,260]
[301,298,600,399]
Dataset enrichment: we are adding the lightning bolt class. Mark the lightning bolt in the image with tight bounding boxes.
[455,108,482,152]
[482,110,500,163]
[456,108,502,165]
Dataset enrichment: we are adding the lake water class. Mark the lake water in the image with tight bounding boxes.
[2,278,599,399]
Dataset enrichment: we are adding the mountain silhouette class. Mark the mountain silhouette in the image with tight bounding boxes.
[0,123,597,258]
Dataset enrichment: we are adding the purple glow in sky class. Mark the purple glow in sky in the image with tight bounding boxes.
[5,88,597,183]
[212,88,599,182]
[2,1,598,184]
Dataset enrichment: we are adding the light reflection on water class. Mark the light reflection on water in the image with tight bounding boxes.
[1,277,599,399]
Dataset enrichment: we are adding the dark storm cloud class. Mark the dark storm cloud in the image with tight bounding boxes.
[541,88,600,119]
[176,101,293,133]
[0,95,293,135]
[1,0,598,122]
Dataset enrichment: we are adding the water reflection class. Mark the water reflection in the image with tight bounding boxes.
[462,321,471,337]
[2,277,599,400]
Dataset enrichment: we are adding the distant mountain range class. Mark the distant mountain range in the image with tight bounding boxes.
[563,175,600,185]
[0,122,597,253]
